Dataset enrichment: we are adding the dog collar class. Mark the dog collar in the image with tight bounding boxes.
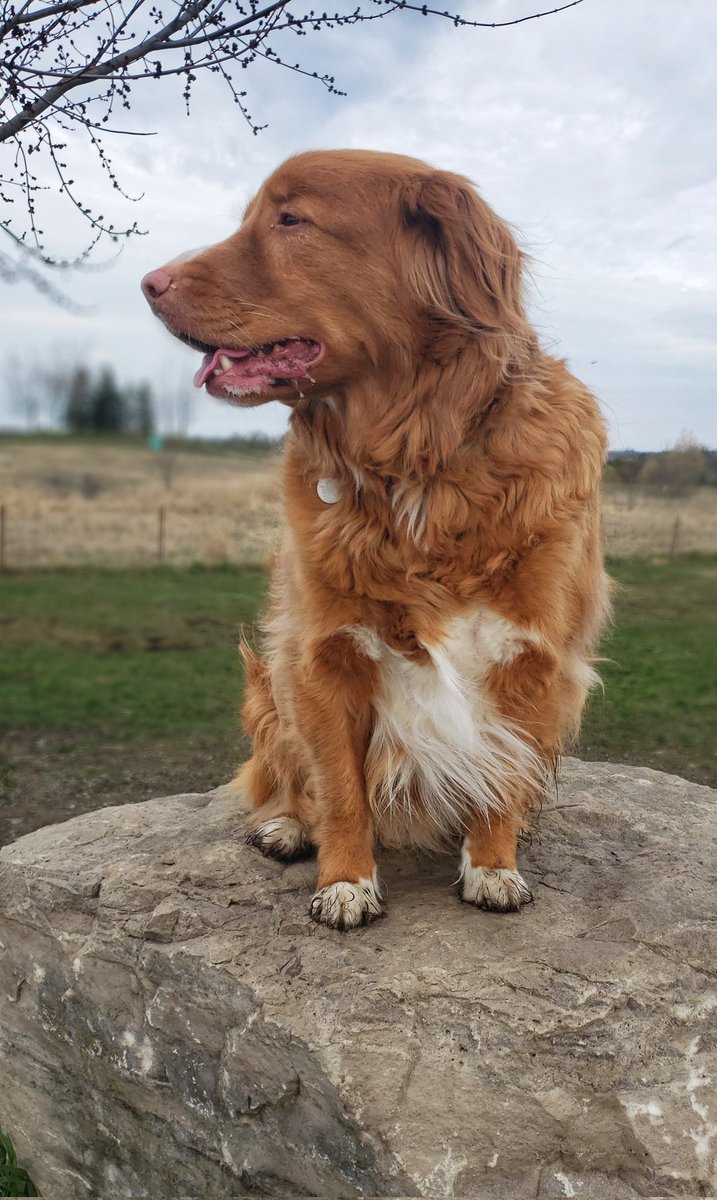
[317,477,340,504]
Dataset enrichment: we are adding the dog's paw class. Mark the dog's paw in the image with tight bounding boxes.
[245,816,313,862]
[309,877,384,931]
[458,862,533,912]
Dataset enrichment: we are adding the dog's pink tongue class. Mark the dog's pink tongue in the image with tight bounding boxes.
[193,352,215,389]
[193,348,249,389]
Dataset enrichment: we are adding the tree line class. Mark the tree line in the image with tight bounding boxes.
[4,364,715,489]
[5,357,176,435]
[63,366,154,435]
[606,438,717,496]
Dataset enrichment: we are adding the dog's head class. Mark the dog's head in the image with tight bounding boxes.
[141,149,530,408]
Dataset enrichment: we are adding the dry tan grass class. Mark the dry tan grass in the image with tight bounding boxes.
[1,440,716,566]
[0,440,283,567]
[602,485,717,557]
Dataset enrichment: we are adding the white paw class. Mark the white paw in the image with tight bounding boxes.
[245,816,312,861]
[458,854,532,912]
[309,876,384,931]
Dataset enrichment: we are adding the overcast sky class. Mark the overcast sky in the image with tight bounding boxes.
[2,0,716,448]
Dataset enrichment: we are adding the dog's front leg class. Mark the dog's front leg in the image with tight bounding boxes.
[458,808,534,912]
[459,644,564,912]
[294,631,383,931]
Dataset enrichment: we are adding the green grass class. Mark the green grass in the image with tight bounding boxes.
[0,558,715,845]
[0,565,266,738]
[579,556,717,785]
[0,1128,38,1197]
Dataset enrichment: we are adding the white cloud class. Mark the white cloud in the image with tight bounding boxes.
[2,0,716,447]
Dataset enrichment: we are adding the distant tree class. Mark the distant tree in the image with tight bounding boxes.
[157,380,194,437]
[239,431,284,453]
[64,365,94,431]
[606,450,648,487]
[90,368,124,432]
[5,353,42,429]
[126,382,155,435]
[703,449,717,487]
[174,386,194,440]
[638,435,707,497]
[60,362,155,434]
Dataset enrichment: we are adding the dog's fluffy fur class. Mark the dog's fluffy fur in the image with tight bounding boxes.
[142,149,609,929]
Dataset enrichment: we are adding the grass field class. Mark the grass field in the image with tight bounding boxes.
[580,557,716,785]
[1,556,715,844]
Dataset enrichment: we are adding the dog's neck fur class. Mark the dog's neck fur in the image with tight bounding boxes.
[290,341,530,484]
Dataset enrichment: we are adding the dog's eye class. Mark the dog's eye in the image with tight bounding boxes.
[277,212,302,227]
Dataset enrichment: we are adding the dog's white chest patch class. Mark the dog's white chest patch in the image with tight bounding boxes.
[317,477,340,504]
[348,611,543,847]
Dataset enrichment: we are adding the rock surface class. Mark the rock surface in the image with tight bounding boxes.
[1,758,716,1199]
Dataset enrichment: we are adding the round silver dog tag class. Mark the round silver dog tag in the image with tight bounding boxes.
[317,477,340,504]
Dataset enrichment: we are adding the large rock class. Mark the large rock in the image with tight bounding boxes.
[0,759,716,1199]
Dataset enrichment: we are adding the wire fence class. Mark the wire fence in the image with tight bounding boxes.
[0,502,281,569]
[1,486,716,570]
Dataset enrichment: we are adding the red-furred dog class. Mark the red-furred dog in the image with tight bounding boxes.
[142,149,609,930]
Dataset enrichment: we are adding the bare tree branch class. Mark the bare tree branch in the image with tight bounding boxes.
[0,0,586,285]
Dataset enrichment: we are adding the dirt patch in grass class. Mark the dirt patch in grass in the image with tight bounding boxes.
[1,727,249,844]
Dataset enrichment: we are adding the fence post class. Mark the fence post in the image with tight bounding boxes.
[669,515,681,558]
[158,506,166,565]
[0,505,5,571]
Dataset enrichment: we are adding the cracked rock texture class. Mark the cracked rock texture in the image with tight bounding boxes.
[1,758,716,1199]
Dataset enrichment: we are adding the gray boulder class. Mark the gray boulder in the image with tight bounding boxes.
[0,758,715,1199]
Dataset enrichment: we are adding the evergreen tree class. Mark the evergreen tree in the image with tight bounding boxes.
[91,368,124,432]
[64,366,94,431]
[126,382,155,435]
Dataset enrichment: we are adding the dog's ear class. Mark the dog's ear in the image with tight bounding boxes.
[402,170,531,364]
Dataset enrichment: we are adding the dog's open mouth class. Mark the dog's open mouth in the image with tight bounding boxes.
[192,338,324,391]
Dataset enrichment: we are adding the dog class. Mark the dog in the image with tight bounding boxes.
[142,149,609,930]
